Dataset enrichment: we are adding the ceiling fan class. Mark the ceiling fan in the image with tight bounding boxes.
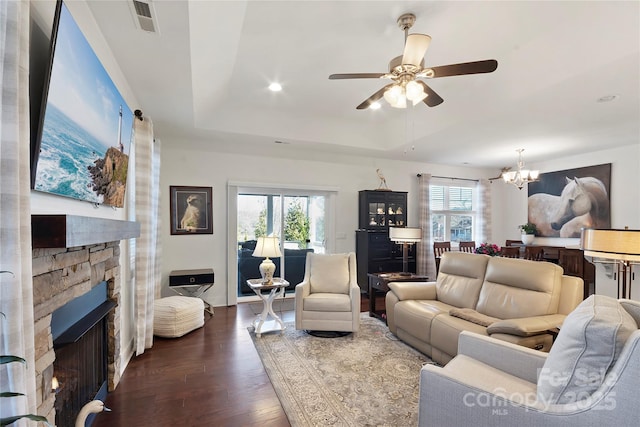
[329,13,498,110]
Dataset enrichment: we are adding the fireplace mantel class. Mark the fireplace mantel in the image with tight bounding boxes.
[32,214,140,248]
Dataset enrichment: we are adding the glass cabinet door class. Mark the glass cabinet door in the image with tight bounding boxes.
[359,191,408,230]
[368,202,386,226]
[386,202,405,227]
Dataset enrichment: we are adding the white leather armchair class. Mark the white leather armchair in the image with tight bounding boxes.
[418,297,640,426]
[294,252,360,333]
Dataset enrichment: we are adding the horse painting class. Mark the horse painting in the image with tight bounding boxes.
[528,176,610,238]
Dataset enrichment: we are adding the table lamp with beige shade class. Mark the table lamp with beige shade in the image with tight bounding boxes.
[252,236,282,285]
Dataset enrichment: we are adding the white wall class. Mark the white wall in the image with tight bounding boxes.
[159,142,496,307]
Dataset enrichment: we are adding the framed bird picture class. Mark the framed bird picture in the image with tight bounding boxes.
[170,186,213,235]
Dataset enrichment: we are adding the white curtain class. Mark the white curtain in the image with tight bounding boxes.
[133,117,161,355]
[477,179,493,244]
[0,0,37,424]
[417,174,435,279]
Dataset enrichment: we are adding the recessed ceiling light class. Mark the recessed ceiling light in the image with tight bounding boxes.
[268,82,282,92]
[596,95,618,103]
[369,102,381,110]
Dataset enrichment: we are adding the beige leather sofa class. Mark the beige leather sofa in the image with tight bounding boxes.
[386,252,583,365]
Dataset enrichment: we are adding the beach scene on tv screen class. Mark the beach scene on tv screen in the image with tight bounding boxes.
[35,2,133,208]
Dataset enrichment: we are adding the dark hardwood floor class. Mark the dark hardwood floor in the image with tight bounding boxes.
[93,296,376,427]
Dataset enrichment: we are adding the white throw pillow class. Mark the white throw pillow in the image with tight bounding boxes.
[537,295,636,405]
[309,254,350,294]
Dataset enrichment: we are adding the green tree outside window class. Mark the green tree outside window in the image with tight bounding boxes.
[285,201,310,248]
[254,209,267,238]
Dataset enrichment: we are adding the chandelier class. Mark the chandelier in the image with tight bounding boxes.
[502,149,539,189]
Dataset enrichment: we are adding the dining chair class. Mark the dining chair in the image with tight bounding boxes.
[524,246,545,261]
[433,242,452,275]
[558,248,584,277]
[500,246,520,258]
[458,241,476,253]
[433,242,451,257]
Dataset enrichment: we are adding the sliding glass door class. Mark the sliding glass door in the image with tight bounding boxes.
[236,189,328,298]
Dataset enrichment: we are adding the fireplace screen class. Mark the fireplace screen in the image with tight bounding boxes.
[51,281,114,426]
[53,318,108,427]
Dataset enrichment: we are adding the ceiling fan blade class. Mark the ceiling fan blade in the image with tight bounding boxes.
[402,34,431,67]
[329,73,386,80]
[417,81,444,107]
[356,84,394,110]
[428,59,498,78]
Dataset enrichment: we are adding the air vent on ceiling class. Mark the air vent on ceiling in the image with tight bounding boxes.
[130,0,158,33]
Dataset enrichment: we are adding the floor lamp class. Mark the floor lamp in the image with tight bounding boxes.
[389,227,422,275]
[581,228,640,299]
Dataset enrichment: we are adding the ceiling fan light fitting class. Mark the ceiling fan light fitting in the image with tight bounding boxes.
[392,97,407,108]
[383,85,403,104]
[384,84,410,108]
[405,80,424,100]
[411,91,428,106]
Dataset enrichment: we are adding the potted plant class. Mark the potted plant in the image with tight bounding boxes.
[519,223,537,244]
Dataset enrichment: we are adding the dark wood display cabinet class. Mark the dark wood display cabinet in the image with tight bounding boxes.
[355,190,416,294]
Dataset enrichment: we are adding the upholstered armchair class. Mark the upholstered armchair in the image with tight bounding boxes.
[295,252,360,333]
[418,296,640,426]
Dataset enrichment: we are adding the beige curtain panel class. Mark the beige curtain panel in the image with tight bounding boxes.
[0,0,38,423]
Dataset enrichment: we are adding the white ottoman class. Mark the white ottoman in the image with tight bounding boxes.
[154,296,204,338]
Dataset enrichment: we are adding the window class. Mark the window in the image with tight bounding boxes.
[430,182,477,245]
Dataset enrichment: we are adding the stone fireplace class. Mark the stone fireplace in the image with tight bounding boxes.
[31,215,139,424]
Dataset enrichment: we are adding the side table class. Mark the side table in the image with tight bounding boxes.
[169,268,215,315]
[247,278,290,337]
[368,272,429,321]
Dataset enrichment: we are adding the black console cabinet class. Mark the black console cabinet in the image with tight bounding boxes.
[356,190,416,293]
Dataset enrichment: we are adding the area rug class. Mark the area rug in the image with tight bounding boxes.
[249,314,431,426]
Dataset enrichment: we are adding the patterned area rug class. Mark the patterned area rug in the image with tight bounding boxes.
[249,314,431,426]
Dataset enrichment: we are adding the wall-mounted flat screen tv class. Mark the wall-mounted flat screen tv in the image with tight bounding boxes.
[32,0,133,208]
